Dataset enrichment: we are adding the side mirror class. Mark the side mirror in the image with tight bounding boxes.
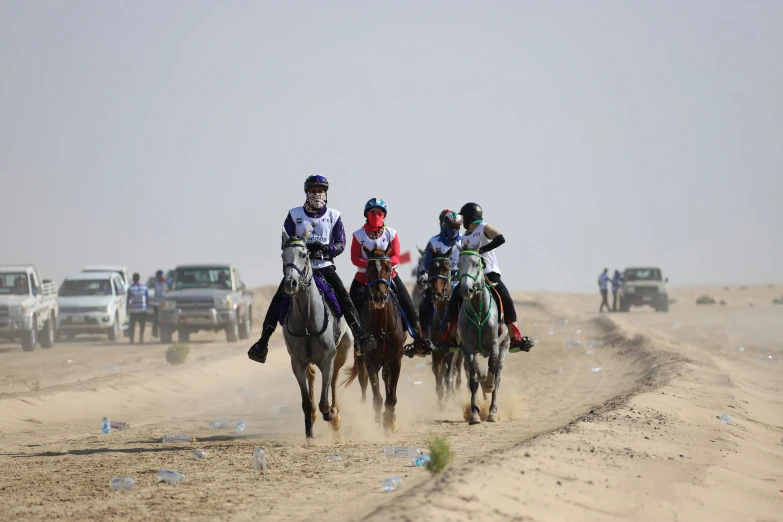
[240,282,247,293]
[664,277,669,283]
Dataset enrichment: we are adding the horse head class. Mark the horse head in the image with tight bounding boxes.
[457,247,484,300]
[363,243,393,310]
[428,245,453,301]
[281,229,311,295]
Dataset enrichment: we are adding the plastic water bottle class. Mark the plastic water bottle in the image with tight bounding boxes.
[410,455,430,467]
[208,419,228,429]
[383,446,423,459]
[590,367,603,373]
[720,414,733,425]
[192,449,207,460]
[109,477,134,491]
[327,456,342,462]
[736,346,746,352]
[157,469,186,483]
[162,433,194,443]
[584,350,595,355]
[111,421,130,430]
[253,448,268,471]
[235,420,247,434]
[102,417,111,434]
[382,477,402,492]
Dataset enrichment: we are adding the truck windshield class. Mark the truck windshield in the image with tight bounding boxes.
[0,273,30,295]
[59,279,114,297]
[624,269,662,282]
[174,267,232,290]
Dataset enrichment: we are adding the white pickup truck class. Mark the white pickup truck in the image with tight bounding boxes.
[0,265,58,351]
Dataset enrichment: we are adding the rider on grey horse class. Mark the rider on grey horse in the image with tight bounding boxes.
[348,198,435,355]
[418,209,463,333]
[438,202,533,353]
[248,175,377,363]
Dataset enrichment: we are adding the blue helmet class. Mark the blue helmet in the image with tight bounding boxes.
[364,198,387,216]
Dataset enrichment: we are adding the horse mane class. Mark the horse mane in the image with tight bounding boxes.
[284,236,307,248]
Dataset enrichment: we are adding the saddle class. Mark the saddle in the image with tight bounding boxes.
[279,273,342,325]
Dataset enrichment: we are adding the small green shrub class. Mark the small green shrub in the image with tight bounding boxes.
[425,436,454,474]
[772,296,783,305]
[720,299,727,306]
[696,295,716,305]
[166,344,190,365]
[669,297,678,304]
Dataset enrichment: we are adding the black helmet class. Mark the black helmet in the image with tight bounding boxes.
[304,175,329,192]
[155,270,164,278]
[458,202,483,223]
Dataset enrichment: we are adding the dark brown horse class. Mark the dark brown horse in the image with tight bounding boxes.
[342,244,405,433]
[425,246,463,410]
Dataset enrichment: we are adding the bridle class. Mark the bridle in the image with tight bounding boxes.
[458,250,492,355]
[367,256,393,305]
[282,240,312,290]
[428,256,453,302]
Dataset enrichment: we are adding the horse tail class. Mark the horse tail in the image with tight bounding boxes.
[340,353,362,388]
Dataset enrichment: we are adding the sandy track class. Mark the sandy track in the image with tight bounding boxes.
[0,285,780,521]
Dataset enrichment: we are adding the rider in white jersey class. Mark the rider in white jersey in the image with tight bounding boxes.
[248,175,376,364]
[348,198,434,355]
[438,202,533,353]
[418,209,463,333]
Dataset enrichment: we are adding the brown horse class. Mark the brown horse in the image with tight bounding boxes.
[342,244,405,433]
[425,246,464,410]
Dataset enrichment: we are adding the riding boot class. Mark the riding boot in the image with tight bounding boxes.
[350,320,377,355]
[404,323,435,358]
[248,324,276,364]
[507,321,533,353]
[435,318,458,351]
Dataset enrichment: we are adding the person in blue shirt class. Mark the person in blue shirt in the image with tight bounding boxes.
[611,270,623,312]
[151,270,173,339]
[127,273,149,344]
[598,268,610,313]
[418,209,462,332]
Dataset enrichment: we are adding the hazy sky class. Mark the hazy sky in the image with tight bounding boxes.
[1,1,781,292]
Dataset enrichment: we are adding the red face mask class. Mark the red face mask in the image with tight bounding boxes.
[367,210,385,229]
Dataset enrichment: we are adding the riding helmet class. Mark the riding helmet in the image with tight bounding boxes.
[458,202,483,223]
[364,198,388,216]
[440,209,463,228]
[304,175,329,192]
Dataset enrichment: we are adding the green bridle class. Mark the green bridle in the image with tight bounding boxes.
[457,250,492,355]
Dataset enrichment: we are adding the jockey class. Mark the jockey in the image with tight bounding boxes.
[248,175,376,363]
[418,209,463,332]
[439,202,533,353]
[349,198,434,355]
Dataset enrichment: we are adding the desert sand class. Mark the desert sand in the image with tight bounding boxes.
[0,284,781,521]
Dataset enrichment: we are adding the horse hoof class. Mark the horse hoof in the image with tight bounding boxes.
[487,413,499,423]
[322,411,333,422]
[468,414,482,425]
[306,436,315,445]
[330,414,341,431]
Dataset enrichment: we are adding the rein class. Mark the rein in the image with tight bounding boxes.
[365,255,399,356]
[367,256,393,304]
[458,250,493,356]
[282,240,329,358]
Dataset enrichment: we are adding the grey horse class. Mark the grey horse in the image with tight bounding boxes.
[280,231,353,442]
[412,246,427,309]
[456,249,509,425]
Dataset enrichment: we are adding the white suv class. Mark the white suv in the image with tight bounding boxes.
[57,272,129,341]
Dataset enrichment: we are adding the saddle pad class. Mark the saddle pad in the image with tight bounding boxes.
[279,274,342,325]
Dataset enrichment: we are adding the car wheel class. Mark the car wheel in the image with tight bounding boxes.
[178,328,190,343]
[160,326,173,344]
[21,319,37,352]
[619,298,630,313]
[40,314,55,348]
[225,314,239,343]
[656,296,669,312]
[238,310,251,340]
[108,314,119,341]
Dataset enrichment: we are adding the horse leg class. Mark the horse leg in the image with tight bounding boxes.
[291,359,315,441]
[487,342,504,423]
[483,338,498,395]
[465,350,482,425]
[306,364,318,425]
[358,353,369,403]
[383,359,400,434]
[455,351,464,390]
[367,363,383,425]
[443,352,455,404]
[318,350,336,423]
[431,351,446,411]
[330,335,351,431]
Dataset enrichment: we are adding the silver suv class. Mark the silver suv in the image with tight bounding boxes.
[158,264,253,343]
[618,267,669,312]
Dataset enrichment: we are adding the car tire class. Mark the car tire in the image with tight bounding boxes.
[160,326,173,344]
[40,314,55,349]
[238,310,251,340]
[21,319,37,352]
[178,328,190,343]
[656,296,669,313]
[108,314,119,341]
[225,314,239,343]
[619,298,630,313]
